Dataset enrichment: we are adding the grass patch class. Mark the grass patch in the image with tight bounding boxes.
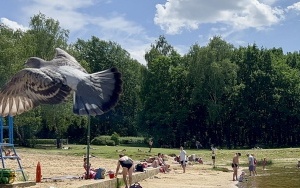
[14,145,300,166]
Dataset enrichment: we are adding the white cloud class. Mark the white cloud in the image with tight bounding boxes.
[286,2,300,11]
[22,0,94,31]
[154,0,285,34]
[19,0,150,64]
[0,18,28,31]
[259,0,279,6]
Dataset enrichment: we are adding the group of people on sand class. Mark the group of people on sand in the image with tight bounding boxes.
[86,149,172,188]
[150,153,170,173]
[83,154,134,188]
[231,153,259,182]
[231,152,266,182]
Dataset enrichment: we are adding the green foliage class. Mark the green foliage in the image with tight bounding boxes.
[2,13,300,149]
[25,139,68,148]
[91,136,111,145]
[111,132,120,145]
[106,140,116,146]
[119,137,145,146]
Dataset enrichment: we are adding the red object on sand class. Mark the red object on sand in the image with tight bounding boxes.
[36,161,42,183]
[109,173,114,179]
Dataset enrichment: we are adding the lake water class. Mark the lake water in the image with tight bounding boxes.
[237,166,300,188]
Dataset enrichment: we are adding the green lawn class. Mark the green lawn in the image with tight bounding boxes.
[16,145,300,167]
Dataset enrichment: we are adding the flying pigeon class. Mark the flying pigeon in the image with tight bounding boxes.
[0,48,122,117]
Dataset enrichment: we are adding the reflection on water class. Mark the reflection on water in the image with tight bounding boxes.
[237,166,300,188]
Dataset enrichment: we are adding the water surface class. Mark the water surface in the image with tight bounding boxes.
[238,166,300,188]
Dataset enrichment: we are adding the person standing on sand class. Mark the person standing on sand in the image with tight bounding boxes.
[179,146,187,173]
[252,154,257,175]
[212,150,216,167]
[148,139,153,152]
[115,154,134,188]
[232,153,239,181]
[262,157,267,170]
[247,154,255,176]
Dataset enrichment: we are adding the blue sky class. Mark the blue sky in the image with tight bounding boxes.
[1,0,300,65]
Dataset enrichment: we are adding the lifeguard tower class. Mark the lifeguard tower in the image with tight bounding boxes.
[0,116,26,181]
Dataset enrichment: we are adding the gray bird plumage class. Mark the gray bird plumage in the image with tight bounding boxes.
[0,48,122,117]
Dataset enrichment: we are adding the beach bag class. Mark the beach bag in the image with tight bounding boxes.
[94,168,106,179]
[135,164,144,172]
[130,183,142,188]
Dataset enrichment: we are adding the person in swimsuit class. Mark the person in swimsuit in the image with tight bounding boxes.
[232,153,239,181]
[83,157,97,179]
[211,150,216,167]
[115,154,134,188]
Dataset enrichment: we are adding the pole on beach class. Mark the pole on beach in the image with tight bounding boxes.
[86,115,91,179]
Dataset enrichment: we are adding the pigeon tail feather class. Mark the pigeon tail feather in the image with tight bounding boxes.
[73,67,122,116]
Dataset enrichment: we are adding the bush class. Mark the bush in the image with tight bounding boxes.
[111,132,120,145]
[119,137,145,146]
[91,136,110,145]
[91,136,116,146]
[25,139,69,148]
[106,140,115,146]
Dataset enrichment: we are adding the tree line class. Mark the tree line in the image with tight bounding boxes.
[1,13,300,149]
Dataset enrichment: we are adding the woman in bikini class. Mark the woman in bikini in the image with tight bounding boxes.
[115,154,134,188]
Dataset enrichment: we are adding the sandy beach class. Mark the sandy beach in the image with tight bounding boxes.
[4,148,238,188]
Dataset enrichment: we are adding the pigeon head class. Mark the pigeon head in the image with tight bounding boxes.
[25,57,44,68]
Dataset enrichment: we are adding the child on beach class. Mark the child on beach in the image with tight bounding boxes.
[238,171,245,182]
[198,157,203,164]
[263,157,267,170]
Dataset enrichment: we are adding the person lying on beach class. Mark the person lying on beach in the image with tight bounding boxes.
[196,157,203,164]
[149,153,170,173]
[2,148,21,160]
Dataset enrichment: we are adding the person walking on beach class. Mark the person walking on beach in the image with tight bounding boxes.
[232,153,239,181]
[212,150,216,167]
[252,154,257,175]
[262,157,267,170]
[148,139,153,152]
[247,154,255,176]
[115,154,134,188]
[179,146,187,173]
